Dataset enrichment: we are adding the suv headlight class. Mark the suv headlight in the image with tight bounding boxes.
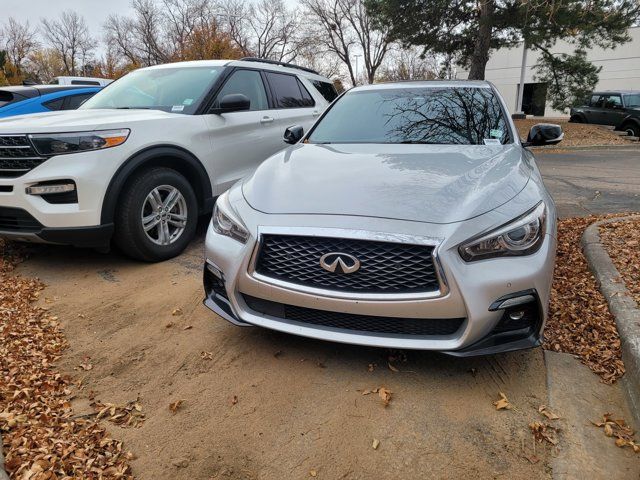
[459,202,547,262]
[212,192,249,244]
[29,129,130,156]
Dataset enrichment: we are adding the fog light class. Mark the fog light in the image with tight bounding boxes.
[508,310,525,321]
[26,183,76,195]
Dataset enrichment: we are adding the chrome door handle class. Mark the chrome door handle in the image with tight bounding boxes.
[260,116,274,124]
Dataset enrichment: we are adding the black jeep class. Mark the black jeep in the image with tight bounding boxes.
[569,90,640,137]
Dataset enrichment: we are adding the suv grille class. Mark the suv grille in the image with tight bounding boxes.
[0,207,42,232]
[0,136,46,177]
[255,235,440,294]
[243,295,464,336]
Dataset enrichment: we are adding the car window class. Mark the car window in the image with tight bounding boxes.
[71,80,101,86]
[602,95,622,109]
[62,93,96,110]
[266,72,315,108]
[43,97,66,111]
[589,94,602,107]
[308,87,511,145]
[0,91,25,108]
[212,69,268,111]
[81,67,224,114]
[312,80,339,102]
[625,94,640,108]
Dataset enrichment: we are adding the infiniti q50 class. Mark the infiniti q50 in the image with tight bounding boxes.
[202,81,561,356]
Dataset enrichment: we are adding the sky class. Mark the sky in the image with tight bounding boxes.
[4,0,301,56]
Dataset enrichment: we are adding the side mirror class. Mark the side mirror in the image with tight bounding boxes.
[212,93,250,114]
[525,123,563,147]
[284,125,304,144]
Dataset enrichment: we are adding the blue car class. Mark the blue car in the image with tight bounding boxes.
[0,85,102,119]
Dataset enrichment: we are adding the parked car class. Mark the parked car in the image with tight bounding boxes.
[203,81,561,356]
[569,90,640,137]
[0,85,101,119]
[0,59,337,261]
[49,76,113,87]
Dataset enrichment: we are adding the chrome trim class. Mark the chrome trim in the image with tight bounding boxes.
[0,145,31,149]
[247,225,450,301]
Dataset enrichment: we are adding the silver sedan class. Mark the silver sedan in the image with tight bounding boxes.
[203,81,560,356]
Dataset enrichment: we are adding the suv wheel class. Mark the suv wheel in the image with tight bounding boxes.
[114,167,198,262]
[623,123,639,138]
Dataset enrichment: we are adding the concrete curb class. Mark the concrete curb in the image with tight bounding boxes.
[582,215,640,423]
[531,144,640,152]
[0,433,9,480]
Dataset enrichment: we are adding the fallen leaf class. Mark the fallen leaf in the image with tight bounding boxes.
[201,351,213,360]
[169,400,184,414]
[378,387,392,407]
[367,363,376,372]
[165,322,174,328]
[538,405,560,420]
[309,470,317,477]
[388,362,399,372]
[493,392,511,410]
[172,308,183,316]
[231,395,238,406]
[372,438,380,450]
[183,325,193,330]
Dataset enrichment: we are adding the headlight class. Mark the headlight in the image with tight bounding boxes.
[459,202,547,262]
[29,129,130,156]
[211,192,249,244]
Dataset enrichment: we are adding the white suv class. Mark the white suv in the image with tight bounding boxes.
[0,59,337,261]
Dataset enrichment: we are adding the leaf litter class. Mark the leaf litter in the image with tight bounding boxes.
[0,238,133,478]
[544,215,633,383]
[592,413,640,453]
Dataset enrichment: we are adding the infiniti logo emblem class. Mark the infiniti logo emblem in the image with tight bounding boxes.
[319,252,361,274]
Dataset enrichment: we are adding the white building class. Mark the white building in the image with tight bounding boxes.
[467,26,640,117]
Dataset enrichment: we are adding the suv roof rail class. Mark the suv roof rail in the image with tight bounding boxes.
[239,57,320,75]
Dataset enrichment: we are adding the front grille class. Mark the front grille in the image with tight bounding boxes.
[0,136,46,177]
[255,234,440,294]
[243,295,464,336]
[0,207,42,232]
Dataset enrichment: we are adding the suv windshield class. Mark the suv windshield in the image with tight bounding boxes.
[308,87,511,145]
[81,67,224,113]
[625,94,640,108]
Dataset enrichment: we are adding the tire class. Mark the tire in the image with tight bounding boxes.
[622,122,640,138]
[114,167,198,262]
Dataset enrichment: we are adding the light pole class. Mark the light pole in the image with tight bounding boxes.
[354,54,362,86]
[514,40,528,119]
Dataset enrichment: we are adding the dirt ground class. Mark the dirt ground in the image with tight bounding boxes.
[18,241,555,479]
[5,150,640,480]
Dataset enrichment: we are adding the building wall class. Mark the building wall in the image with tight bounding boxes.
[463,26,640,117]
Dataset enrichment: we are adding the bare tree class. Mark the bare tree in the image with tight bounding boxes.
[378,47,438,82]
[301,0,392,85]
[162,0,212,60]
[1,18,39,76]
[104,0,170,67]
[41,11,94,75]
[221,0,300,62]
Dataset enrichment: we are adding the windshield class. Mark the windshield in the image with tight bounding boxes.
[625,94,640,108]
[81,67,224,113]
[308,87,511,145]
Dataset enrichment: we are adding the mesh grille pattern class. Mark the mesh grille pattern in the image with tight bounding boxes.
[243,295,463,336]
[0,136,45,176]
[256,234,440,294]
[0,207,42,232]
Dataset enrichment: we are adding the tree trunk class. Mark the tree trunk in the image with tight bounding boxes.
[468,0,495,80]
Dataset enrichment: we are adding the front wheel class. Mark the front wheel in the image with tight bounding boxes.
[114,167,198,262]
[622,123,639,138]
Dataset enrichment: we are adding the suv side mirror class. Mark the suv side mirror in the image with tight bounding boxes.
[284,125,304,144]
[211,94,251,114]
[525,123,564,147]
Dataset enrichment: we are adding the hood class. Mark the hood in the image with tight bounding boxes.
[242,143,532,224]
[0,108,175,133]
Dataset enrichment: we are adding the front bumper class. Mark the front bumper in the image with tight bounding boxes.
[0,148,122,246]
[203,212,557,355]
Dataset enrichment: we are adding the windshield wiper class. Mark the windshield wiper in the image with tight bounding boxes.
[115,106,153,110]
[399,140,438,144]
